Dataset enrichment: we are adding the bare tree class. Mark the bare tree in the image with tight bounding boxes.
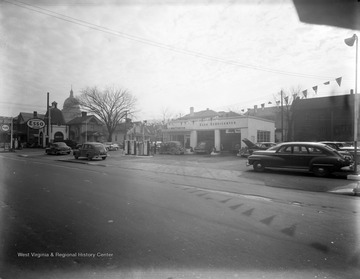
[78,86,137,141]
[274,86,303,141]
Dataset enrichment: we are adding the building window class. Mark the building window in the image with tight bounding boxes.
[257,130,270,142]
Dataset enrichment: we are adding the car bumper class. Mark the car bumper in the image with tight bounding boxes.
[57,150,71,154]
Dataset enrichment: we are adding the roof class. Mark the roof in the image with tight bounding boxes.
[179,109,241,120]
[16,112,46,124]
[67,115,102,125]
[45,107,66,125]
[292,94,354,111]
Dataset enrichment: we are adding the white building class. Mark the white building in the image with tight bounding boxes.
[163,107,275,153]
[39,101,69,147]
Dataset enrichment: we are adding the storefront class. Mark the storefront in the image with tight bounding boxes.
[163,115,275,153]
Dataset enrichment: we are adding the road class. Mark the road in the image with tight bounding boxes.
[0,151,359,279]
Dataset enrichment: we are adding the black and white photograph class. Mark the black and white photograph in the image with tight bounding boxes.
[0,0,359,278]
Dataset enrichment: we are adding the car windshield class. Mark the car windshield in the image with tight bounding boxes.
[94,144,105,150]
[268,145,279,151]
[56,142,67,147]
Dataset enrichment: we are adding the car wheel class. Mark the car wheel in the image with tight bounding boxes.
[87,155,91,161]
[253,161,265,172]
[102,157,106,160]
[74,155,79,159]
[312,166,330,177]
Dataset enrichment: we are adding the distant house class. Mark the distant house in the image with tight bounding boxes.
[110,121,132,144]
[67,112,105,144]
[12,111,46,146]
[126,121,152,142]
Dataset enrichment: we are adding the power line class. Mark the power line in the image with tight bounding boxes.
[5,0,340,81]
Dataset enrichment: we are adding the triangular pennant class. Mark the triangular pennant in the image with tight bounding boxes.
[268,101,272,104]
[302,90,307,98]
[261,103,265,110]
[335,77,342,87]
[324,81,330,85]
[312,86,318,94]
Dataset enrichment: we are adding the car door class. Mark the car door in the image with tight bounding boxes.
[80,144,87,157]
[289,145,310,168]
[272,145,293,167]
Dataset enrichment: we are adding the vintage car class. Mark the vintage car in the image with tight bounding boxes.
[247,142,351,177]
[239,138,276,157]
[73,142,108,160]
[103,142,120,151]
[159,141,184,155]
[194,141,213,154]
[62,139,78,149]
[45,142,71,155]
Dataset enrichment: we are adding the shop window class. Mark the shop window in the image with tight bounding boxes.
[257,130,270,142]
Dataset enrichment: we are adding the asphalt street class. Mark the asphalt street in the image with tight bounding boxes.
[0,149,359,279]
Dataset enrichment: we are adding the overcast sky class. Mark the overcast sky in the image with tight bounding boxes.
[0,0,357,121]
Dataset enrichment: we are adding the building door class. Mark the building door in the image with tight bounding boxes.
[54,131,64,142]
[220,130,241,153]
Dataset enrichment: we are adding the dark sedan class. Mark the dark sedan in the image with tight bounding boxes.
[247,142,351,177]
[45,142,71,155]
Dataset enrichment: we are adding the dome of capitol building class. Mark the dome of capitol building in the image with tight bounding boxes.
[62,87,81,123]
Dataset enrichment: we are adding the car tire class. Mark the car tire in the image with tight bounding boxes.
[102,157,106,160]
[87,155,91,161]
[74,155,79,159]
[312,166,330,177]
[253,161,265,172]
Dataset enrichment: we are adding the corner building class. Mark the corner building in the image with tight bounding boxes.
[163,107,275,153]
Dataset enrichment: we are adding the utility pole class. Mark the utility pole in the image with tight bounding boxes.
[281,90,284,142]
[47,92,51,145]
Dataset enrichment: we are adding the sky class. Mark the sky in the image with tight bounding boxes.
[0,0,358,121]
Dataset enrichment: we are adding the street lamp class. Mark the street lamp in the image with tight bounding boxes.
[345,34,358,173]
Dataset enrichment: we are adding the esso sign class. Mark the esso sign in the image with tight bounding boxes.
[27,118,45,129]
[1,124,9,132]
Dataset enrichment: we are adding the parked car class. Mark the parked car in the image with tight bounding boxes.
[239,138,276,157]
[320,141,354,162]
[73,142,107,160]
[247,142,351,177]
[62,139,78,149]
[194,141,213,154]
[103,142,120,151]
[45,142,71,155]
[159,141,184,155]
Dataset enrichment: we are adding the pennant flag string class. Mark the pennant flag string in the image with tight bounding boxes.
[336,77,342,87]
[312,86,318,94]
[239,76,342,113]
[302,90,307,98]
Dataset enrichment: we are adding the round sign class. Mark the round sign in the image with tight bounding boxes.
[27,118,46,129]
[1,124,9,132]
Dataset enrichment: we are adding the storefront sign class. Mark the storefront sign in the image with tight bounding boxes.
[27,118,45,129]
